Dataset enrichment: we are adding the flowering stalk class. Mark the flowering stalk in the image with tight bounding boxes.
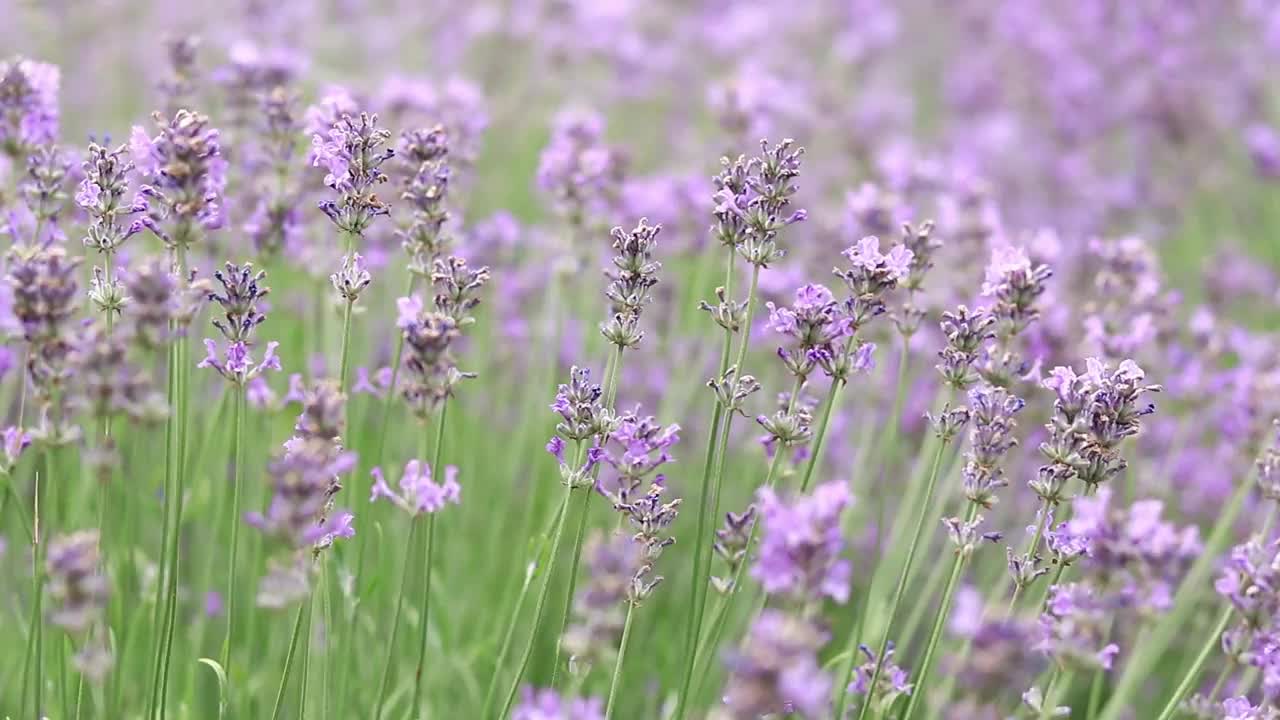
[411,402,449,711]
[604,604,636,720]
[677,140,805,719]
[901,503,980,720]
[1154,606,1235,720]
[845,424,952,720]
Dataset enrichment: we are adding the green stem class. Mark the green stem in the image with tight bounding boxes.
[337,299,355,393]
[1038,668,1073,720]
[219,388,246,698]
[1086,666,1106,719]
[604,603,636,720]
[901,503,978,720]
[799,335,865,494]
[1006,497,1052,617]
[499,448,583,718]
[549,346,625,687]
[673,246,740,720]
[374,519,421,718]
[1155,606,1235,719]
[411,402,450,711]
[1095,475,1253,720]
[22,455,45,719]
[843,437,947,720]
[271,598,310,720]
[690,444,788,701]
[480,499,567,717]
[550,482,593,688]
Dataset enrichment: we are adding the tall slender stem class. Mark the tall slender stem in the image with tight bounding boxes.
[220,388,247,689]
[676,262,762,720]
[337,299,355,393]
[411,402,449,711]
[604,603,636,720]
[1155,605,1235,719]
[1096,474,1254,720]
[374,520,421,718]
[844,437,947,720]
[550,345,624,687]
[271,598,310,720]
[799,338,855,493]
[689,442,788,701]
[673,246,738,720]
[902,503,979,720]
[480,499,567,718]
[499,487,575,717]
[1038,668,1072,720]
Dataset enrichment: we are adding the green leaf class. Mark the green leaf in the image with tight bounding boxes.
[197,657,228,720]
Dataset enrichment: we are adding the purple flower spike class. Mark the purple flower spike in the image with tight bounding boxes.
[369,461,461,516]
[752,481,852,604]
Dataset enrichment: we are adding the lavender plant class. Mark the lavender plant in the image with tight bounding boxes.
[3,7,1280,720]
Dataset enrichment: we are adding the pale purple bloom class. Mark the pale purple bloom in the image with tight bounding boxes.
[0,56,59,154]
[752,481,852,604]
[369,461,461,515]
[512,687,603,720]
[198,339,282,385]
[719,610,832,719]
[2,425,30,469]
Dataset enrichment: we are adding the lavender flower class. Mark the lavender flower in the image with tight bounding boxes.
[1215,536,1280,629]
[848,642,913,715]
[1037,583,1121,672]
[712,506,757,595]
[597,412,678,505]
[198,339,281,386]
[244,86,303,259]
[157,35,199,114]
[1067,487,1200,614]
[1221,696,1279,720]
[7,244,81,442]
[394,255,488,418]
[1049,358,1161,489]
[752,481,851,605]
[834,235,913,329]
[1,426,30,474]
[551,366,617,444]
[78,140,150,260]
[712,139,806,267]
[715,610,832,719]
[121,257,209,351]
[980,244,1052,336]
[961,384,1025,509]
[331,252,371,302]
[562,531,642,667]
[20,144,70,231]
[512,686,604,720]
[937,306,996,390]
[397,304,461,417]
[369,460,461,515]
[312,112,393,236]
[132,109,228,245]
[70,321,168,426]
[46,530,113,680]
[600,219,662,349]
[537,108,625,226]
[249,382,355,606]
[765,283,851,379]
[615,482,681,604]
[431,255,490,327]
[397,125,452,274]
[0,55,59,157]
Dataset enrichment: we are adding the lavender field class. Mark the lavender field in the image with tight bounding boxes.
[3,2,1280,719]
